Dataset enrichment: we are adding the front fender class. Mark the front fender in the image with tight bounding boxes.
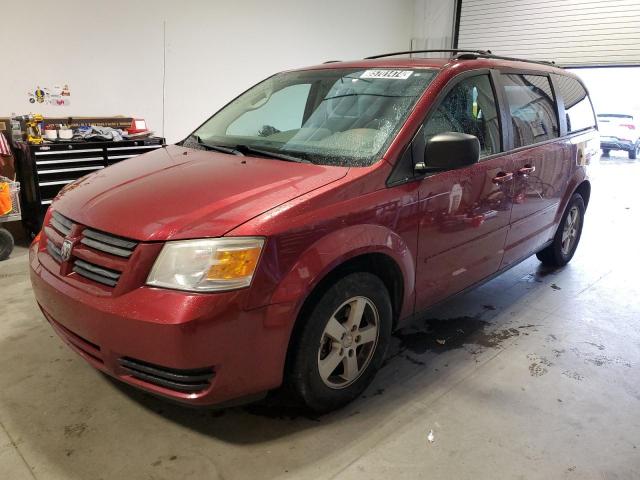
[271,224,415,321]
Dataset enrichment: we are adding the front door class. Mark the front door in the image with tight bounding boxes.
[498,73,568,268]
[414,72,514,311]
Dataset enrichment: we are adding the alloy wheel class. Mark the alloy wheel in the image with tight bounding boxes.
[561,206,581,255]
[317,296,380,389]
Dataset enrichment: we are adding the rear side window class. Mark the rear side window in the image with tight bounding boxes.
[555,75,596,133]
[502,74,559,148]
[422,74,501,158]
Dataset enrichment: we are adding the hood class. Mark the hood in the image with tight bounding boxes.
[53,145,348,241]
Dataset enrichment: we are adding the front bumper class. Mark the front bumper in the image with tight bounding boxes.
[600,138,636,152]
[29,243,295,406]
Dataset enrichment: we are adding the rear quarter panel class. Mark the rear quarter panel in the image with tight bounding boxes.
[557,129,598,221]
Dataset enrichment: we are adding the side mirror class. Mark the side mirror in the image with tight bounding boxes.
[415,132,480,173]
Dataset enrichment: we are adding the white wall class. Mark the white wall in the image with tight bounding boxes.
[0,3,165,135]
[412,0,455,52]
[1,0,414,143]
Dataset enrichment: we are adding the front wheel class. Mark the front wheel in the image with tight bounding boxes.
[0,228,14,261]
[287,272,392,413]
[602,149,610,157]
[536,193,585,267]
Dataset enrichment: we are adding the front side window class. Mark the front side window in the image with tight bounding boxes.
[189,68,436,166]
[554,75,596,133]
[502,74,559,148]
[422,74,501,158]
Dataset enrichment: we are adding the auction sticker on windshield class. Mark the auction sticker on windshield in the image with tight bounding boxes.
[360,70,413,80]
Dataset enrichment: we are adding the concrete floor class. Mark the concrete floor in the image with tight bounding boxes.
[1,155,639,480]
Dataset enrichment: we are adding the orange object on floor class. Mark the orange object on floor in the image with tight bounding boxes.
[0,132,16,180]
[0,182,12,215]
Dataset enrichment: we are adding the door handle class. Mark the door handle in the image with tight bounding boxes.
[517,165,536,175]
[492,172,513,184]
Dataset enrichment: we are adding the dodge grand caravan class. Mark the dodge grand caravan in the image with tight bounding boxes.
[30,50,599,412]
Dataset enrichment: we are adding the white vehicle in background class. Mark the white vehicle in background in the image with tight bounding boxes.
[598,113,640,159]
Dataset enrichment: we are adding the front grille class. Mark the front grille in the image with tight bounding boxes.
[44,212,138,289]
[47,240,63,263]
[73,259,121,287]
[51,211,73,236]
[119,357,214,393]
[80,228,138,258]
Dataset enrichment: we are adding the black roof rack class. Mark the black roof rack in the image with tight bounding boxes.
[456,52,557,67]
[362,49,557,68]
[364,49,491,59]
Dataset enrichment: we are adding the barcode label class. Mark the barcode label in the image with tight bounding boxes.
[360,70,413,80]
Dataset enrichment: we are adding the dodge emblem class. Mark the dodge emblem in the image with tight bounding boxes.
[61,239,73,262]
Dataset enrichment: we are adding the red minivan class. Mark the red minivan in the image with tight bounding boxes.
[30,50,599,412]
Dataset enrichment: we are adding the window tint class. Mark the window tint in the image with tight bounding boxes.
[423,74,501,158]
[554,75,596,133]
[502,74,559,148]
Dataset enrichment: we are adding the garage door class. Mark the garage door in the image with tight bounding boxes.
[456,0,640,67]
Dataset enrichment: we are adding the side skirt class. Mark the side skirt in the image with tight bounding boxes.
[396,239,553,329]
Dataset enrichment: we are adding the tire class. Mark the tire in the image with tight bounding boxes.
[287,272,393,413]
[0,228,14,261]
[629,146,637,160]
[602,149,610,157]
[536,193,585,267]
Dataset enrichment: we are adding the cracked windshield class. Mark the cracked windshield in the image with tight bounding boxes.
[188,68,436,166]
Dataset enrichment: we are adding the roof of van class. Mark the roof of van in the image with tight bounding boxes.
[296,56,569,76]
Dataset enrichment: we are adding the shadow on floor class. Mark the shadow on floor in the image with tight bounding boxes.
[100,261,562,444]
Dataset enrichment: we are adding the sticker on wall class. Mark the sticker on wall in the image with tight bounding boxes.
[28,86,46,104]
[27,84,71,106]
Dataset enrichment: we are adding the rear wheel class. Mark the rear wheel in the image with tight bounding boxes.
[629,145,638,160]
[536,193,585,267]
[0,228,14,261]
[288,272,392,413]
[602,149,610,157]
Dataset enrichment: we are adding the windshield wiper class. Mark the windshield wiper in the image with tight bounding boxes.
[191,135,244,156]
[233,145,310,163]
[189,135,309,163]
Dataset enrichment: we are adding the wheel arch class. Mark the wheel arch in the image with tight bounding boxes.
[574,179,591,209]
[294,252,406,329]
[270,224,415,324]
[280,249,407,387]
[557,172,590,226]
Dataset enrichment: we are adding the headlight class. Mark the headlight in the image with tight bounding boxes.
[146,237,264,292]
